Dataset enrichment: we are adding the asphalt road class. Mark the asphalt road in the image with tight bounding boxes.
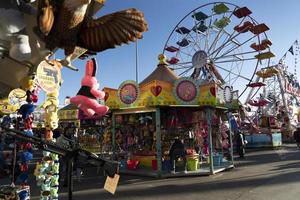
[2,145,300,200]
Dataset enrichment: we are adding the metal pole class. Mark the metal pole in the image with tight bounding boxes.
[11,138,17,185]
[112,113,116,160]
[206,108,214,174]
[227,112,234,165]
[155,108,162,177]
[277,69,292,134]
[135,41,139,83]
[67,158,73,200]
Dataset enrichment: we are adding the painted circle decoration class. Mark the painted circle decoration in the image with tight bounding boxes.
[118,80,139,105]
[36,60,61,93]
[223,85,233,103]
[173,78,198,104]
[8,88,27,107]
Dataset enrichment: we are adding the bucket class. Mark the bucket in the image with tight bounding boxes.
[127,160,139,170]
[187,158,199,171]
[152,160,158,171]
[213,155,222,166]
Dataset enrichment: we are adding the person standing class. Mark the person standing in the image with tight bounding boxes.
[169,137,187,173]
[236,131,246,158]
[293,126,300,148]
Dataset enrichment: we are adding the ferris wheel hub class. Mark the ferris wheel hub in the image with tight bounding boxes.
[192,50,208,69]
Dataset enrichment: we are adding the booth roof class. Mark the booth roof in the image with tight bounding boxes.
[59,103,78,111]
[140,64,179,85]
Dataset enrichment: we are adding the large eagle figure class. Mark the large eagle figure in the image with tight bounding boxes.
[37,0,148,70]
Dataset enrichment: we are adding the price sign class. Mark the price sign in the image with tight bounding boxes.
[104,174,120,195]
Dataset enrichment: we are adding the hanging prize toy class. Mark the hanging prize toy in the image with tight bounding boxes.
[16,90,37,185]
[36,89,60,200]
[70,58,109,117]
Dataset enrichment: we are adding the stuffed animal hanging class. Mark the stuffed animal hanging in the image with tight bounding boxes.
[0,0,37,61]
[70,58,108,117]
[42,91,59,131]
[18,90,37,120]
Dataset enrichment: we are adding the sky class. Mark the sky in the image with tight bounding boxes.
[55,0,300,105]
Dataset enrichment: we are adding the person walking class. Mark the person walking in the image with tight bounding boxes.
[293,125,300,148]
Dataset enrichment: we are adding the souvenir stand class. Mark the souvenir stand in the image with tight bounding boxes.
[104,55,237,177]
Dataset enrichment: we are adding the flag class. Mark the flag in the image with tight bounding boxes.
[288,46,294,55]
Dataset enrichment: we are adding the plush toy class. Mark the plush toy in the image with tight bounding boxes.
[42,91,59,130]
[42,91,59,109]
[44,110,58,130]
[0,0,37,61]
[20,74,37,92]
[19,104,35,120]
[19,90,38,120]
[70,58,108,117]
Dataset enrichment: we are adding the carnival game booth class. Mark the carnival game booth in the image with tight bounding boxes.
[103,57,237,177]
[58,103,111,154]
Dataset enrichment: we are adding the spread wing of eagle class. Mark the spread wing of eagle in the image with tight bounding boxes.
[79,8,147,52]
[36,0,148,70]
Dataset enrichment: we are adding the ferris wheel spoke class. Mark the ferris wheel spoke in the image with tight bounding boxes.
[187,37,203,52]
[190,11,217,50]
[187,26,210,51]
[176,49,193,58]
[211,33,244,59]
[207,9,238,54]
[186,33,202,51]
[214,57,257,64]
[213,34,258,60]
[170,65,193,70]
[175,61,193,66]
[210,28,238,53]
[204,8,217,52]
[209,18,249,58]
[214,64,252,81]
[178,66,194,76]
[214,50,258,60]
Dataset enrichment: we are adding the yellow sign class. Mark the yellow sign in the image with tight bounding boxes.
[8,88,26,107]
[0,99,18,114]
[36,60,62,93]
[104,174,120,195]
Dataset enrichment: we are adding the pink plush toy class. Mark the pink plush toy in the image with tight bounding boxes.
[70,58,109,117]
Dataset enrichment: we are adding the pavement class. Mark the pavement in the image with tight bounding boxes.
[1,144,300,200]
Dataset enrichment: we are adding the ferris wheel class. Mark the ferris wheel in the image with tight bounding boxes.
[162,2,274,99]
